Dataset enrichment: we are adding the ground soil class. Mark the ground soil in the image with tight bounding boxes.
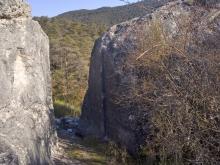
[53,129,87,165]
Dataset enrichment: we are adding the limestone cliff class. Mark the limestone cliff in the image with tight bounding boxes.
[79,0,220,158]
[0,0,56,164]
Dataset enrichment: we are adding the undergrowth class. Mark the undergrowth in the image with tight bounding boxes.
[67,136,136,165]
[66,135,179,165]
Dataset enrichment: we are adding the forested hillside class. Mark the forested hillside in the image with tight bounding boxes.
[57,0,173,26]
[34,16,107,117]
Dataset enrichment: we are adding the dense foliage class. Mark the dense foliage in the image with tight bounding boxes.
[57,0,172,26]
[34,16,107,117]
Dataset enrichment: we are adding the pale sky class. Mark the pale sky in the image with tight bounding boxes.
[25,0,139,17]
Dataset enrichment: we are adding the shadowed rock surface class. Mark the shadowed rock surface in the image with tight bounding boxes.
[79,0,220,156]
[0,0,57,164]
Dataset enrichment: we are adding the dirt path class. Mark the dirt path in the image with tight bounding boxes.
[53,130,87,165]
[52,127,114,165]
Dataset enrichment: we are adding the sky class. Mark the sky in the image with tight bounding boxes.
[25,0,138,17]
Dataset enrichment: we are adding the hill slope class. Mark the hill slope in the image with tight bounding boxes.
[33,16,108,117]
[57,0,173,26]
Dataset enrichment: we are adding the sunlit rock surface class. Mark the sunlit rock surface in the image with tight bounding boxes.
[0,0,31,19]
[0,0,57,164]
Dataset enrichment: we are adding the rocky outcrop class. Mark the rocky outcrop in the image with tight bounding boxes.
[79,0,220,157]
[184,0,220,6]
[0,0,56,165]
[0,0,31,19]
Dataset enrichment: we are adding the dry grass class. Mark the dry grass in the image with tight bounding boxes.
[67,136,136,165]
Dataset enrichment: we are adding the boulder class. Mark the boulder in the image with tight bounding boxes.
[79,0,220,157]
[0,1,57,164]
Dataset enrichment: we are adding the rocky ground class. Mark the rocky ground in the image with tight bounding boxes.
[52,117,108,165]
[53,129,86,165]
[52,128,133,165]
[52,120,86,165]
[52,117,132,165]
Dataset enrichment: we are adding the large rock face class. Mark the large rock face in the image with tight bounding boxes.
[79,0,220,157]
[0,0,56,164]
